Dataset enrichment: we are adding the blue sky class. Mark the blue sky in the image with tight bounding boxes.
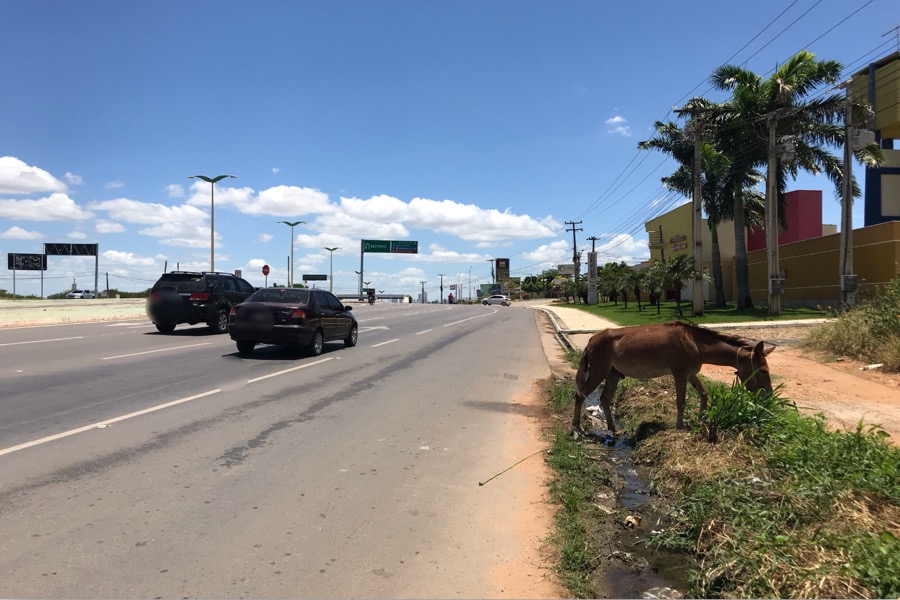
[1,0,895,299]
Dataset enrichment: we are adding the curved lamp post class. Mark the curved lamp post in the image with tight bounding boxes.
[323,247,340,293]
[278,220,306,287]
[189,174,236,272]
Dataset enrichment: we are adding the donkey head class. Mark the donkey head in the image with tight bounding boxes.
[736,340,774,394]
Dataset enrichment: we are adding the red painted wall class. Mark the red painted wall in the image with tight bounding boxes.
[747,190,823,251]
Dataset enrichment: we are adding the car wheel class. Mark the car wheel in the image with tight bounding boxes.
[483,301,488,305]
[155,322,176,333]
[344,324,358,347]
[308,329,324,356]
[209,308,229,334]
[236,341,255,355]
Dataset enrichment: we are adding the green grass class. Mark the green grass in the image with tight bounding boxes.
[544,377,614,598]
[628,383,900,598]
[562,299,827,327]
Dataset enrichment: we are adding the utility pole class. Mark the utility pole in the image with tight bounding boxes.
[486,259,494,283]
[438,273,445,303]
[586,236,599,305]
[675,107,704,317]
[586,235,599,252]
[690,119,704,317]
[565,221,583,303]
[420,280,426,303]
[765,111,791,317]
[840,88,855,308]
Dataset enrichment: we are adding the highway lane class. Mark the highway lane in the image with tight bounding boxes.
[0,303,481,449]
[0,303,550,597]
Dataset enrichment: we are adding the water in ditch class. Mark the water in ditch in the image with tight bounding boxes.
[583,395,696,599]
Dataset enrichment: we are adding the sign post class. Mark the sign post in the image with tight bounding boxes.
[359,239,419,300]
[262,264,270,287]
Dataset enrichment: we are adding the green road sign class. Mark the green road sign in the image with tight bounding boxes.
[362,240,391,253]
[390,241,418,254]
[362,240,418,254]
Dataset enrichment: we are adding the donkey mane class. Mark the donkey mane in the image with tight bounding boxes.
[668,321,753,349]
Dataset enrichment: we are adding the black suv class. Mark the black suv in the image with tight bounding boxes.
[146,271,256,334]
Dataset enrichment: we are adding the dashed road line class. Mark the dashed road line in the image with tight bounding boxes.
[0,336,84,347]
[372,339,399,347]
[101,342,212,360]
[246,357,335,383]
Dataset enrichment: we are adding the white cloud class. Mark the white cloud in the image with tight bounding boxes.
[67,231,87,240]
[337,194,558,242]
[0,225,43,240]
[96,220,126,234]
[605,115,632,137]
[101,250,159,267]
[522,240,571,266]
[139,221,217,248]
[257,233,273,243]
[65,172,83,185]
[106,180,124,189]
[221,184,331,216]
[89,198,207,225]
[272,167,280,174]
[0,157,67,194]
[0,192,94,221]
[166,184,185,198]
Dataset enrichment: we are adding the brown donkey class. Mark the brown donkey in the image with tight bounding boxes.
[573,322,774,436]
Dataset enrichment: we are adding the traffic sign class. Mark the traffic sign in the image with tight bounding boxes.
[262,264,270,276]
[7,253,47,271]
[303,274,328,281]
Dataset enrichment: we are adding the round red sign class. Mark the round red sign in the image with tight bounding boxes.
[262,264,270,276]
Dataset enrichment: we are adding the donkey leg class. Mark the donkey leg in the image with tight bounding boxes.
[689,374,709,412]
[597,370,622,435]
[674,374,689,429]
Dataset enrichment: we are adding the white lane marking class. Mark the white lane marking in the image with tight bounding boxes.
[0,389,222,457]
[247,357,335,383]
[102,342,212,360]
[356,317,386,323]
[359,325,389,332]
[415,329,433,335]
[105,322,151,327]
[443,310,496,327]
[0,336,84,347]
[372,339,399,347]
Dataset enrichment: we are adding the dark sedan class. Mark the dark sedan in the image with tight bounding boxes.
[228,287,357,356]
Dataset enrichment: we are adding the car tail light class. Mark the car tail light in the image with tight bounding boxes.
[149,291,160,300]
[290,309,306,320]
[230,307,238,317]
[189,292,209,301]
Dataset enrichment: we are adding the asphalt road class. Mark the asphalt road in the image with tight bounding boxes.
[0,303,550,598]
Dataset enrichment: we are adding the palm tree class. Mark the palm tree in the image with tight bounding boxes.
[710,50,882,310]
[640,102,766,309]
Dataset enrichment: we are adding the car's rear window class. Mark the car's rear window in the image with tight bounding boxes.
[249,288,310,304]
[152,274,206,293]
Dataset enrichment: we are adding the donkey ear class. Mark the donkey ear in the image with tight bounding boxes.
[754,340,774,355]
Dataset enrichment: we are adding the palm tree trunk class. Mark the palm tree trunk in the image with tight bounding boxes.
[733,182,754,309]
[709,222,726,307]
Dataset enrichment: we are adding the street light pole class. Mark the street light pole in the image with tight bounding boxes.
[189,174,236,272]
[278,220,306,287]
[323,247,340,293]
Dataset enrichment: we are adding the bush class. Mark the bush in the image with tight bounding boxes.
[804,276,900,371]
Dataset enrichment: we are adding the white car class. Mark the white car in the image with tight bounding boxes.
[483,294,510,306]
[66,289,96,299]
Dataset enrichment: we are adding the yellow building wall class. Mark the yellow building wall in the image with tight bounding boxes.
[850,52,900,139]
[645,201,737,301]
[744,221,900,308]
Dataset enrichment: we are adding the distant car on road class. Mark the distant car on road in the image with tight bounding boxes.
[66,289,96,299]
[228,287,358,356]
[146,271,256,334]
[483,294,511,306]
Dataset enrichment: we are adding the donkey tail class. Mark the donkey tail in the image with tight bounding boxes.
[575,350,592,397]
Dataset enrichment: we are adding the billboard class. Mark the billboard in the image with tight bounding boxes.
[495,258,510,282]
[7,253,47,271]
